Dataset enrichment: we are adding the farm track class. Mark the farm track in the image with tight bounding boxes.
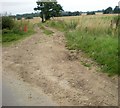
[2,26,118,106]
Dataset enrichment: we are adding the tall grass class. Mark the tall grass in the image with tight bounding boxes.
[2,20,35,44]
[46,19,79,31]
[47,15,119,75]
[65,30,118,75]
[46,20,66,31]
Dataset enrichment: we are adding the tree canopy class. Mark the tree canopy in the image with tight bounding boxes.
[113,6,120,14]
[34,0,63,22]
[103,7,113,14]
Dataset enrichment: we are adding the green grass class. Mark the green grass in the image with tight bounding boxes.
[46,15,119,76]
[2,31,35,45]
[38,23,54,36]
[45,20,66,31]
[81,61,91,68]
[45,19,79,31]
[2,21,35,45]
[43,29,54,35]
[65,30,118,75]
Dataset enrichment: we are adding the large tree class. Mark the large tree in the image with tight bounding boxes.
[103,7,113,14]
[34,0,63,22]
[113,6,120,14]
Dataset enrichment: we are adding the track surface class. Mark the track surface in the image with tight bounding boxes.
[2,26,118,106]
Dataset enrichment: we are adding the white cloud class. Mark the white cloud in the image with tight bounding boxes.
[58,0,119,11]
[0,0,119,15]
[0,2,36,15]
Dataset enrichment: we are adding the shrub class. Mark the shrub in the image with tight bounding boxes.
[2,29,13,34]
[2,16,14,30]
[87,12,95,15]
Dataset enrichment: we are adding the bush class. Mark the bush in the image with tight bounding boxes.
[87,12,95,15]
[2,16,14,30]
[103,7,113,14]
[2,29,13,34]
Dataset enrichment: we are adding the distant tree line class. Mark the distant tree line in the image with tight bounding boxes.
[16,13,40,20]
[61,6,120,16]
[13,5,120,20]
[103,6,120,14]
[61,11,81,16]
[61,11,100,16]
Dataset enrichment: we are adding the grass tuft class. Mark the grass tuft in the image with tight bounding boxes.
[43,29,54,35]
[38,23,54,36]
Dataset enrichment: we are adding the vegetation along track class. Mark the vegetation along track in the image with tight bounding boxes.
[2,25,118,106]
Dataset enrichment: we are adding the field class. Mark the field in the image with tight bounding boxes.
[44,14,119,75]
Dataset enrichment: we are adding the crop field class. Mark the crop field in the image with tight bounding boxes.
[21,17,41,24]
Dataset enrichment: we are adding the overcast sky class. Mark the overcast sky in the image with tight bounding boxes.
[0,0,119,15]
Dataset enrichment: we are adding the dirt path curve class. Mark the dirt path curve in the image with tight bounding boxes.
[2,26,118,106]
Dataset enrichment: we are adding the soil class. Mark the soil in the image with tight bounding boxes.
[2,26,118,106]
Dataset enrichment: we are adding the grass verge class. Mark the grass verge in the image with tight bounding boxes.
[2,20,35,46]
[65,30,118,75]
[46,15,119,76]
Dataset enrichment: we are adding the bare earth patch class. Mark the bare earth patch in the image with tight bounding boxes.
[2,26,118,106]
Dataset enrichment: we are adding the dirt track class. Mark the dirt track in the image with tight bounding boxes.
[2,26,118,106]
